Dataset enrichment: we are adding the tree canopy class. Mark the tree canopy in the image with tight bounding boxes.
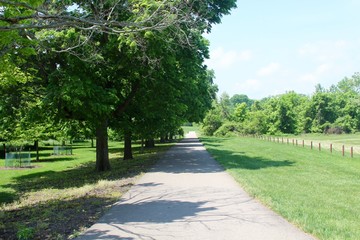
[0,0,237,171]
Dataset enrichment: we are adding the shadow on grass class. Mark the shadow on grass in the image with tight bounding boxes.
[202,141,295,170]
[32,156,76,163]
[152,137,293,174]
[2,154,157,204]
[199,137,226,147]
[0,191,17,204]
[209,148,294,170]
[0,195,120,240]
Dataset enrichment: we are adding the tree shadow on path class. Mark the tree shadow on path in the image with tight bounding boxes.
[77,200,216,240]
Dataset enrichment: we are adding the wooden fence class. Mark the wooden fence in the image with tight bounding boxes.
[246,135,358,158]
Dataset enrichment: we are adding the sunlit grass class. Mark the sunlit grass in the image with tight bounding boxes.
[182,123,201,136]
[0,140,174,239]
[201,136,360,240]
[275,133,360,155]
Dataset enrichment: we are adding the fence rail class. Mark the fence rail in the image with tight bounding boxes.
[244,135,359,158]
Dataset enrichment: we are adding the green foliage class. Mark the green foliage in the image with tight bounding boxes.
[0,0,237,170]
[230,94,254,107]
[242,110,268,134]
[201,102,223,136]
[202,75,360,137]
[334,115,357,133]
[218,92,233,120]
[213,121,240,137]
[17,226,35,240]
[233,102,247,122]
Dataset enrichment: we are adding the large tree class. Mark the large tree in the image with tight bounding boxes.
[1,0,237,171]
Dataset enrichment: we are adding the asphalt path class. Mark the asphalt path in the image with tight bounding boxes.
[77,132,316,240]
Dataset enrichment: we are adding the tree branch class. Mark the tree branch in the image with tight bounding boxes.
[114,80,141,117]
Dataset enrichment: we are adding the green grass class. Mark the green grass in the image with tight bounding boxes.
[182,124,201,136]
[201,136,360,240]
[0,140,174,239]
[1,142,92,203]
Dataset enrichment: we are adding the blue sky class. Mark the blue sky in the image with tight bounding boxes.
[205,0,360,99]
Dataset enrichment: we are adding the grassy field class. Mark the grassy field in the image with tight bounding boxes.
[0,140,174,239]
[201,135,360,240]
[268,133,360,155]
[182,124,201,137]
[296,133,360,154]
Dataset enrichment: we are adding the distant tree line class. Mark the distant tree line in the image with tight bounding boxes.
[202,73,360,136]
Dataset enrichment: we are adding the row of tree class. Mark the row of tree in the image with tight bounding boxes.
[202,73,360,136]
[0,0,237,170]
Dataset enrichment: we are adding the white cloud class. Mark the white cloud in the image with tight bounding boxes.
[298,63,334,85]
[299,73,318,84]
[296,40,360,89]
[238,50,253,61]
[257,62,281,76]
[234,79,261,92]
[206,47,253,69]
[315,63,332,74]
[297,40,351,62]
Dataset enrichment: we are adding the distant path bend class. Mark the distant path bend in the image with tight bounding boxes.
[77,131,316,240]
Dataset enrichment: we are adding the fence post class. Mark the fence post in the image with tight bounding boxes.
[319,143,321,151]
[311,141,313,150]
[330,144,332,153]
[351,147,353,158]
[342,145,345,156]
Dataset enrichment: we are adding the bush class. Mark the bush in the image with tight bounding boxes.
[334,115,357,133]
[325,127,344,134]
[201,108,223,136]
[214,122,240,137]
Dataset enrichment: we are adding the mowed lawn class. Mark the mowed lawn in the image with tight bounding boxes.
[201,136,360,240]
[294,133,360,154]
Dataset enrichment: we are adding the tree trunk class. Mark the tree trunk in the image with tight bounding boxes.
[91,138,94,148]
[2,143,5,159]
[160,136,165,143]
[140,138,144,153]
[96,119,111,171]
[34,140,39,161]
[123,130,133,160]
[145,139,155,148]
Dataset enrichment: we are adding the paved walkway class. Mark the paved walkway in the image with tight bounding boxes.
[77,132,316,240]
